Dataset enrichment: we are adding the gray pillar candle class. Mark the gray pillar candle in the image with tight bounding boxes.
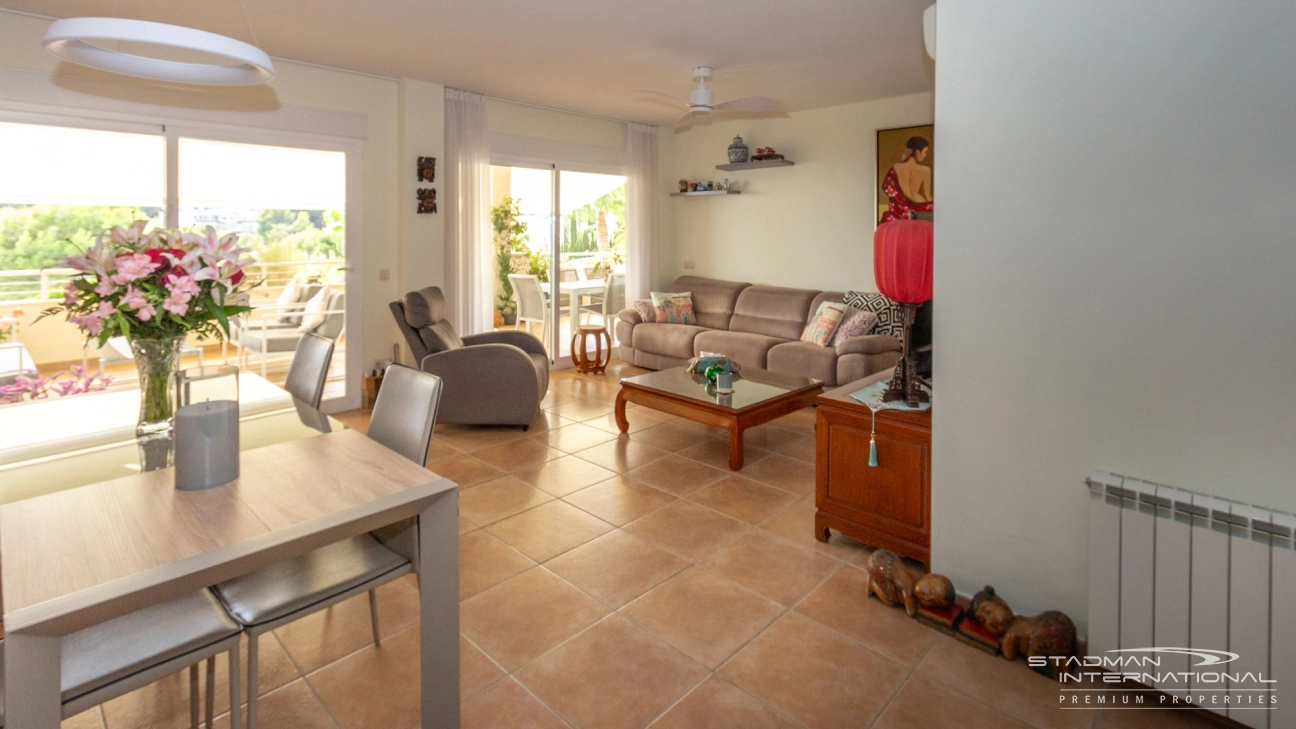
[174,400,240,491]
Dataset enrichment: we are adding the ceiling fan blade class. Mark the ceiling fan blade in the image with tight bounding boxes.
[712,95,784,112]
[633,90,689,108]
[674,110,703,127]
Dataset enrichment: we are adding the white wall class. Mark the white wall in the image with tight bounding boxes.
[0,11,446,385]
[934,1,1296,629]
[657,93,933,292]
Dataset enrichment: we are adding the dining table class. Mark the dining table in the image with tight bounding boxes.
[539,277,606,329]
[0,373,460,728]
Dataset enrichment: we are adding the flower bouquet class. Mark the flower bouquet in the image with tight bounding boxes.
[40,220,257,435]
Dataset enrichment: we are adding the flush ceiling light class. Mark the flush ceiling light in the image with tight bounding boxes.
[42,17,274,85]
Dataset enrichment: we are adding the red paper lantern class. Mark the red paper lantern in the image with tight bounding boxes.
[873,220,933,304]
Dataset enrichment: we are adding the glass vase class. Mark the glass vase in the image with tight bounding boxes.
[130,337,183,437]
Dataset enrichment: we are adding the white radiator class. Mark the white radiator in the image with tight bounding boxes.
[1087,471,1295,729]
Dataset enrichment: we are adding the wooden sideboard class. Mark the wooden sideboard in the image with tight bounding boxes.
[815,372,931,565]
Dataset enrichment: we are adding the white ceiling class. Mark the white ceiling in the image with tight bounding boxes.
[2,0,935,125]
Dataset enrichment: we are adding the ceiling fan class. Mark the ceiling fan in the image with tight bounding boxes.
[634,67,783,126]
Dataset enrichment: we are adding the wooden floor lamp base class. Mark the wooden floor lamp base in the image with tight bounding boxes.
[880,302,929,408]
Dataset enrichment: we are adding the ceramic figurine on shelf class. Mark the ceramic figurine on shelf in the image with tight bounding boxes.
[721,178,731,191]
[689,182,699,192]
[863,549,917,616]
[728,135,750,163]
[913,574,956,608]
[679,179,689,193]
[969,585,1014,637]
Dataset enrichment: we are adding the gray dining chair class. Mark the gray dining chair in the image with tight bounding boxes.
[213,364,442,729]
[508,273,550,336]
[0,589,242,729]
[283,332,335,407]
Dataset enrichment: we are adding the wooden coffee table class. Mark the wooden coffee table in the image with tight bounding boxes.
[615,367,823,470]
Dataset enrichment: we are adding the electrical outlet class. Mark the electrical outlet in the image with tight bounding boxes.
[378,269,391,281]
[683,260,696,270]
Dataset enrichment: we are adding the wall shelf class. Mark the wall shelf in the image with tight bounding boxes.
[715,159,794,171]
[670,189,741,197]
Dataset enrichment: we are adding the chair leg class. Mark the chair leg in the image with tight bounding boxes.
[229,641,243,729]
[368,589,381,646]
[205,656,216,728]
[246,634,259,729]
[189,664,200,729]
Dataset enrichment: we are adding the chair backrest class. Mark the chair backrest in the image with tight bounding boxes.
[284,332,334,407]
[508,275,547,322]
[602,272,625,317]
[367,364,443,465]
[314,291,346,339]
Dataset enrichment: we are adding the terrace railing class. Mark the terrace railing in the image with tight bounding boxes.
[0,259,344,303]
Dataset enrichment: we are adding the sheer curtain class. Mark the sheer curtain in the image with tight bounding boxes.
[624,122,658,302]
[444,88,493,334]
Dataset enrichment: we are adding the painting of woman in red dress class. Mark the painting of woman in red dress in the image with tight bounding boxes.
[877,126,933,224]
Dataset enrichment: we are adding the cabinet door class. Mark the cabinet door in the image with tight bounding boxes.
[823,416,929,539]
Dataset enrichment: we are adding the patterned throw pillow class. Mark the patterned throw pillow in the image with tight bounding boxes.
[830,306,880,346]
[632,299,657,323]
[650,291,696,325]
[842,291,904,339]
[801,302,847,347]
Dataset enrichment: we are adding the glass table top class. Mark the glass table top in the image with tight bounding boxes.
[0,376,342,505]
[619,367,822,411]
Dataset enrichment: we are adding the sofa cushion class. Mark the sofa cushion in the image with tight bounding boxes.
[768,340,839,386]
[728,285,820,340]
[633,323,709,359]
[843,291,905,339]
[693,330,786,370]
[651,291,696,324]
[801,302,847,346]
[669,276,751,330]
[831,306,879,346]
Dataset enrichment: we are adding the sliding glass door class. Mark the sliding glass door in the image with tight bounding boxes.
[489,162,626,364]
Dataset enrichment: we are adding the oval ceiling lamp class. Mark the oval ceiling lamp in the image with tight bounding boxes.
[42,17,274,85]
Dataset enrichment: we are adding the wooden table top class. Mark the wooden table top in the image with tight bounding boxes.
[1,428,448,631]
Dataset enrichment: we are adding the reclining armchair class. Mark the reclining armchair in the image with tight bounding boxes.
[390,287,549,427]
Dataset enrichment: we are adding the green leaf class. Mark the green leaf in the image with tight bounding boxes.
[117,312,131,340]
[212,302,229,336]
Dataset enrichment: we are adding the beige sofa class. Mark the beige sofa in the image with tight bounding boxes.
[615,276,902,387]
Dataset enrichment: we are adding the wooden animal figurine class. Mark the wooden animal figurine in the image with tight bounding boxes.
[863,549,917,616]
[914,574,955,609]
[969,585,1013,638]
[1000,610,1077,663]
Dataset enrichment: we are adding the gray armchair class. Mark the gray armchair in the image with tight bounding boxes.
[390,286,549,427]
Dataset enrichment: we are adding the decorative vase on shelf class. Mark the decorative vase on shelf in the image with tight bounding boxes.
[130,337,184,437]
[727,136,749,164]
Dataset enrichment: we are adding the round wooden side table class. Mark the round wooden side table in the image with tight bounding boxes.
[570,325,612,374]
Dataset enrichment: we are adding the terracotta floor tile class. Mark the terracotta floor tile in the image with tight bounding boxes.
[103,633,298,729]
[307,625,421,729]
[1093,706,1224,728]
[433,424,530,453]
[458,514,478,534]
[540,388,583,409]
[678,438,771,471]
[546,399,615,423]
[573,438,669,473]
[648,676,800,729]
[562,475,677,526]
[273,578,420,674]
[424,454,505,489]
[686,475,798,524]
[777,408,818,431]
[546,530,688,608]
[457,476,554,526]
[515,615,708,729]
[423,439,462,464]
[472,438,565,472]
[916,636,1095,729]
[532,422,619,453]
[873,675,1032,729]
[459,529,536,599]
[527,409,579,433]
[459,568,610,670]
[622,500,751,562]
[513,455,619,497]
[61,710,103,729]
[209,679,340,729]
[485,500,615,562]
[740,423,805,452]
[794,567,937,666]
[586,409,670,434]
[625,454,729,497]
[774,432,817,463]
[629,422,715,452]
[702,531,841,606]
[740,454,817,495]
[656,418,727,439]
[461,678,569,729]
[622,567,783,669]
[759,496,863,560]
[460,635,507,701]
[721,614,907,729]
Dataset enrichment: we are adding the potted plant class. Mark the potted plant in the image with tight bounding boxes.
[492,197,530,325]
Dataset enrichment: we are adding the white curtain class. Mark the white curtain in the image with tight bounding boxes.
[444,88,493,334]
[624,122,658,302]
